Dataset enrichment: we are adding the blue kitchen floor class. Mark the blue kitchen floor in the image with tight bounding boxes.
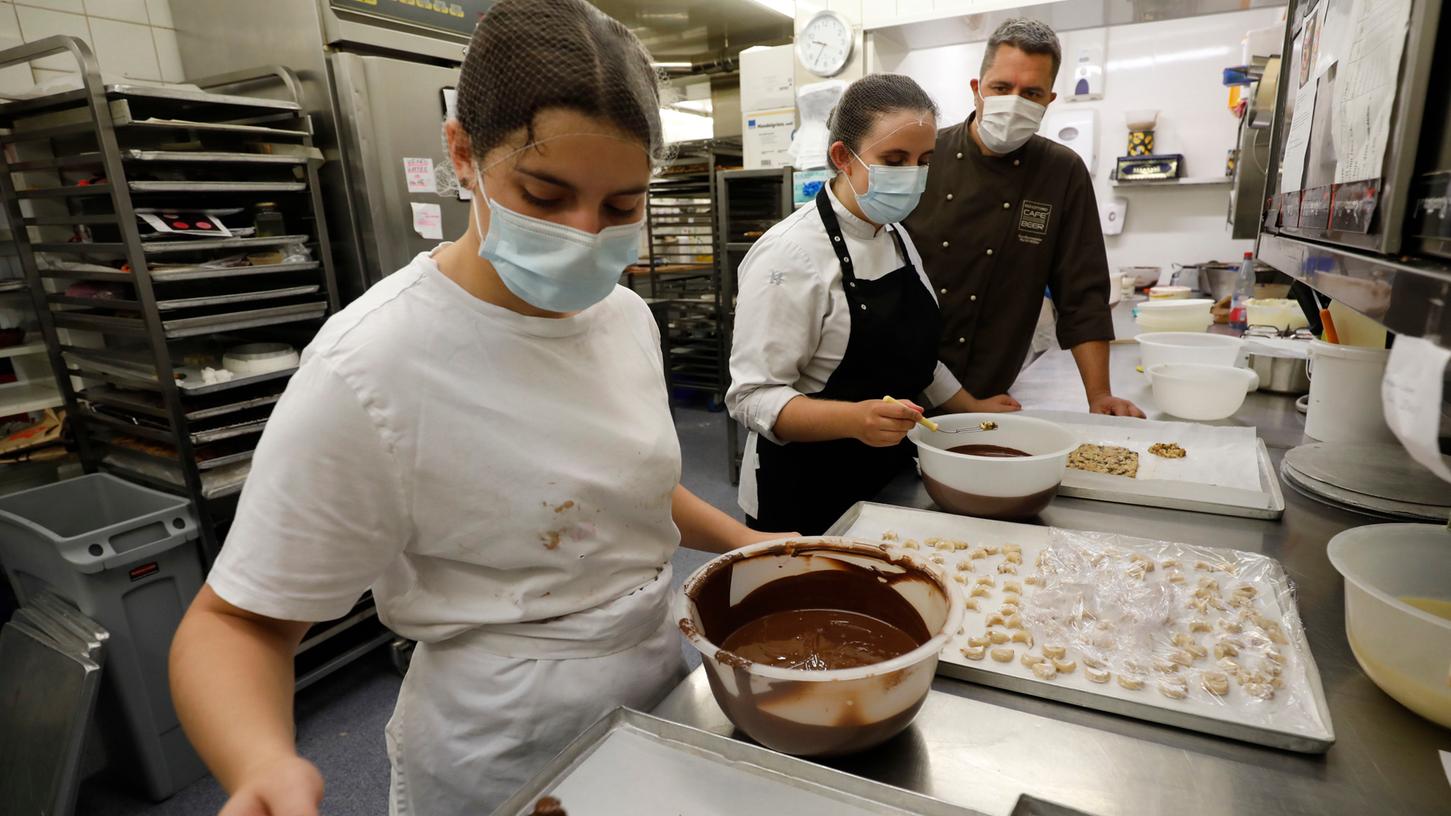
[79,404,739,815]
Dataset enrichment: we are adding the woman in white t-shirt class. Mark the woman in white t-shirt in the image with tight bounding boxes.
[168,3,785,814]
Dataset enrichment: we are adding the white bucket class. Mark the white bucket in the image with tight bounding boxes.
[1304,340,1396,443]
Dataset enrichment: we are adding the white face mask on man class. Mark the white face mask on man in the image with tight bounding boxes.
[975,91,1046,155]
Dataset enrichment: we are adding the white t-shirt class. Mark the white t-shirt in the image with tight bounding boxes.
[209,249,682,643]
[726,185,963,516]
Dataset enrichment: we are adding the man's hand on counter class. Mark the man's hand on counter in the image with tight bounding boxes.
[971,393,1022,413]
[1088,392,1146,418]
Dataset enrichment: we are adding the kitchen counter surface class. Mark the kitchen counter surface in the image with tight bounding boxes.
[653,338,1451,816]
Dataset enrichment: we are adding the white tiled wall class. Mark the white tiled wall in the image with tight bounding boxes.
[0,0,180,97]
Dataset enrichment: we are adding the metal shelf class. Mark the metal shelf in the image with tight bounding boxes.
[1256,232,1451,341]
[0,381,63,415]
[1111,176,1234,188]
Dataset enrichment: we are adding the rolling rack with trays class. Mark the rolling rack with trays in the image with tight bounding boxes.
[0,37,394,686]
[638,138,741,404]
[715,167,793,484]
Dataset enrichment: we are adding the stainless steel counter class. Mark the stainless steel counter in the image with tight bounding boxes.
[654,340,1451,816]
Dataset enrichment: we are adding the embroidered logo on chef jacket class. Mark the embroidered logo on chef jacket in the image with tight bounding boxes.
[1018,200,1052,245]
[769,270,785,286]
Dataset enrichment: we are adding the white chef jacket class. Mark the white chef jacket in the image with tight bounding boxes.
[208,248,686,813]
[726,185,963,517]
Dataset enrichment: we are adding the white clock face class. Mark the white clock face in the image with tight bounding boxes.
[797,11,853,77]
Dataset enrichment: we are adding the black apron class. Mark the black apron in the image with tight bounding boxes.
[750,188,942,535]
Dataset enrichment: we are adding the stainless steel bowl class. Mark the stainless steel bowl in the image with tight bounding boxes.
[1248,351,1311,394]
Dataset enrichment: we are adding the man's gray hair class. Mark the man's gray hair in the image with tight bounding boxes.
[981,18,1062,82]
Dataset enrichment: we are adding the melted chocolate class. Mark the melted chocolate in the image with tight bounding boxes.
[693,559,932,648]
[947,443,1032,457]
[923,473,1059,521]
[683,542,944,756]
[720,609,919,670]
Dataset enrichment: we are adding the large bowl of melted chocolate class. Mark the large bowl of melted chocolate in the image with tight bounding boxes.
[909,413,1078,520]
[675,537,965,756]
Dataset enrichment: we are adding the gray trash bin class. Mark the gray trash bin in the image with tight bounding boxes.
[0,473,207,801]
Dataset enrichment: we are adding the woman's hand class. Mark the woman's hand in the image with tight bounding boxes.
[969,394,1022,413]
[854,398,922,447]
[218,755,323,816]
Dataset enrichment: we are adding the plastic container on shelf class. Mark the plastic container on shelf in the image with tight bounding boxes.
[0,474,207,801]
[1304,340,1396,443]
[1246,298,1310,332]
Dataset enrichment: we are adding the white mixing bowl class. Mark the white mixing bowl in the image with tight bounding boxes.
[1145,363,1259,420]
[910,413,1078,520]
[1327,524,1451,728]
[1136,332,1245,369]
[676,537,964,756]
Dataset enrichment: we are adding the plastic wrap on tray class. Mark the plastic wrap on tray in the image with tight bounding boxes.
[1020,528,1303,722]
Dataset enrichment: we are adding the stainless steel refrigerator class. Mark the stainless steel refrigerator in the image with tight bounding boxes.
[171,1,491,301]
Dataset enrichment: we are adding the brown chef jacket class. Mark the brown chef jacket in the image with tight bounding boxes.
[905,112,1115,398]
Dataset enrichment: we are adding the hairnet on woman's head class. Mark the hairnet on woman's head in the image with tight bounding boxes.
[452,0,669,174]
[827,73,938,168]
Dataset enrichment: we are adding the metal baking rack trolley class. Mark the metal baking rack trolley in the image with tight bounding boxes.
[0,36,340,564]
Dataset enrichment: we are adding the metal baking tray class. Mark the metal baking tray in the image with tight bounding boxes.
[148,260,320,283]
[826,502,1335,753]
[493,708,989,816]
[189,417,267,446]
[1022,411,1285,520]
[123,149,306,164]
[156,285,320,311]
[129,181,307,193]
[162,301,327,338]
[141,234,312,254]
[176,366,297,395]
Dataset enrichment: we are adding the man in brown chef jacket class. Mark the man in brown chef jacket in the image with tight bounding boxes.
[905,19,1144,418]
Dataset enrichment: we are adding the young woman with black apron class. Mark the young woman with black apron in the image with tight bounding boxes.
[728,74,1018,536]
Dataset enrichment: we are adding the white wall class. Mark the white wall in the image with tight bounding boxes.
[0,0,182,96]
[875,8,1286,277]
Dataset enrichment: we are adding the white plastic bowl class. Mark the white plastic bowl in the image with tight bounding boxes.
[1327,523,1451,728]
[1145,363,1259,420]
[1135,298,1215,333]
[676,537,964,756]
[909,413,1078,520]
[1136,332,1245,369]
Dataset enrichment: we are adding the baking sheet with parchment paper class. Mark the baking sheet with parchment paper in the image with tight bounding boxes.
[1027,410,1261,487]
[1014,411,1283,519]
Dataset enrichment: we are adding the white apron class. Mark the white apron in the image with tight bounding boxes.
[385,566,687,815]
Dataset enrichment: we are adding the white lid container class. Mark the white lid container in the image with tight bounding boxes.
[1304,340,1395,444]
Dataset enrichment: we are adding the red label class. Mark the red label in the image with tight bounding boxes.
[128,562,160,582]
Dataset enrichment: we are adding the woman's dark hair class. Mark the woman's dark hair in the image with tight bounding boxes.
[456,0,665,164]
[827,73,938,165]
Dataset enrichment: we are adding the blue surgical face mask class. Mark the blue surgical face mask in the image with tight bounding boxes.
[847,150,929,225]
[472,167,644,313]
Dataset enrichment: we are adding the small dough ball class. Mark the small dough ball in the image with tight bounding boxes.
[1086,666,1111,684]
[1052,658,1077,674]
[990,646,1015,663]
[1031,661,1058,680]
[1118,674,1145,691]
[1202,671,1231,696]
[1043,644,1067,660]
[961,645,986,660]
[1158,676,1189,700]
[988,629,1010,645]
